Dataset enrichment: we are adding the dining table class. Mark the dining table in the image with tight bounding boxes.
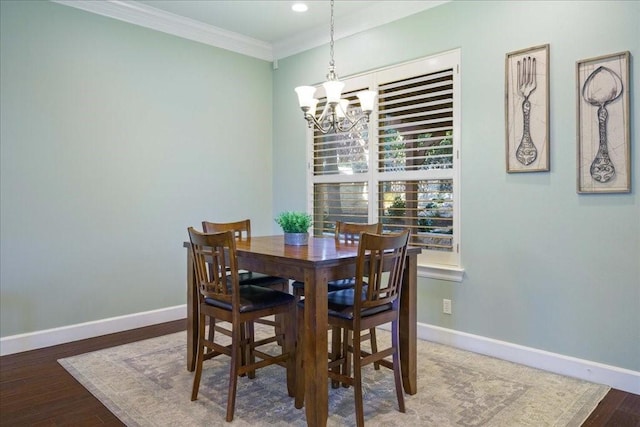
[184,235,421,427]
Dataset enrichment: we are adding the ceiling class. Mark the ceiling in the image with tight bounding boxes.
[54,0,448,61]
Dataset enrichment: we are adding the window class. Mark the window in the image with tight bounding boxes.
[307,50,461,278]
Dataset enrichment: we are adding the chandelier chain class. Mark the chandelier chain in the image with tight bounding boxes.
[329,0,335,71]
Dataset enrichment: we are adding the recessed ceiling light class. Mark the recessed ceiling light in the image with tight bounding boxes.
[292,3,308,13]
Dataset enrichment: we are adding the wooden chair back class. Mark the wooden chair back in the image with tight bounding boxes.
[334,221,382,244]
[202,219,251,240]
[354,230,410,313]
[201,219,289,295]
[188,227,238,305]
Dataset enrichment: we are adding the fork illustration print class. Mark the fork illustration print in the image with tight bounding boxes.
[516,56,538,165]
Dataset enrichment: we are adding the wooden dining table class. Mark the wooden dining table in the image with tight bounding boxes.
[185,235,421,427]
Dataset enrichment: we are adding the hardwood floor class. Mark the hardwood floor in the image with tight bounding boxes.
[0,320,185,426]
[583,388,640,427]
[1,319,638,426]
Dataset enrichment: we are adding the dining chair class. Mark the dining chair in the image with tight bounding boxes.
[291,221,383,372]
[202,219,289,292]
[202,219,290,342]
[188,227,296,422]
[295,229,410,427]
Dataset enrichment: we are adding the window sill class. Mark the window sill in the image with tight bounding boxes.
[417,264,464,282]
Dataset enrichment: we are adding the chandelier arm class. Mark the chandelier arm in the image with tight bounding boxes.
[335,113,371,133]
[304,113,332,135]
[303,101,372,135]
[318,103,331,124]
[337,107,359,127]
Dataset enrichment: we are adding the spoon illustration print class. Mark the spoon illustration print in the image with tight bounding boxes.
[582,66,623,183]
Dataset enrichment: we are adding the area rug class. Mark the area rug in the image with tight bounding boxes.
[58,325,609,426]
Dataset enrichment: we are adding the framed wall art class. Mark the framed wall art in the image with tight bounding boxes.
[576,51,631,193]
[505,44,550,173]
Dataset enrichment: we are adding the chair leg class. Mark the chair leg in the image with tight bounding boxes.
[352,329,365,427]
[285,305,296,397]
[391,320,405,413]
[207,317,215,342]
[342,328,351,388]
[370,327,380,370]
[294,306,305,409]
[330,326,342,388]
[226,323,241,422]
[280,280,289,293]
[246,322,256,379]
[274,283,286,344]
[191,313,207,401]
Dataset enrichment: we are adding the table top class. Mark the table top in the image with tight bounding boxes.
[185,234,421,269]
[235,234,421,263]
[235,235,358,263]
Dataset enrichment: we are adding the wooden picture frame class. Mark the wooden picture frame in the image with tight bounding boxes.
[505,44,550,173]
[576,51,631,193]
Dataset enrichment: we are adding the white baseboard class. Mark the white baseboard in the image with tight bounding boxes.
[3,310,638,396]
[412,322,640,395]
[0,305,186,356]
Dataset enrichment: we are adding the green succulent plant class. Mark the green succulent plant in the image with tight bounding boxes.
[275,211,313,233]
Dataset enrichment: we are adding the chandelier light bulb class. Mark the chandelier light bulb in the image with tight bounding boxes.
[336,99,349,118]
[323,80,345,104]
[357,90,377,113]
[295,86,317,109]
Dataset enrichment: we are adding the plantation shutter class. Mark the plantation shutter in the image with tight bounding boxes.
[376,68,455,254]
[308,51,460,267]
[311,87,371,236]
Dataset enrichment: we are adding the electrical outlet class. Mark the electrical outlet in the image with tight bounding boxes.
[443,299,452,315]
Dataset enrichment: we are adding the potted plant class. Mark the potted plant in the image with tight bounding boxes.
[275,211,313,245]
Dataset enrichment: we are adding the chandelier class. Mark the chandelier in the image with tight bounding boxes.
[294,0,376,134]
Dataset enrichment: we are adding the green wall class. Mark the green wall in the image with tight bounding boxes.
[273,0,639,371]
[1,1,274,335]
[1,0,638,374]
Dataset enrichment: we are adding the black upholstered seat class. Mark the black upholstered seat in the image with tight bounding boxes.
[297,287,391,321]
[291,277,359,293]
[205,284,294,313]
[238,271,290,288]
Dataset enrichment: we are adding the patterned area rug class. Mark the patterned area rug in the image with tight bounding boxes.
[59,325,609,426]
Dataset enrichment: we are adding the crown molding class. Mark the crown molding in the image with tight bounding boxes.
[273,1,449,59]
[52,0,449,62]
[52,0,274,61]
